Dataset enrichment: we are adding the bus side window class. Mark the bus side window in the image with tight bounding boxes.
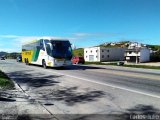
[40,40,45,51]
[46,44,52,56]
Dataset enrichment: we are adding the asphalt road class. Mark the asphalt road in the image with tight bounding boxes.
[0,59,160,119]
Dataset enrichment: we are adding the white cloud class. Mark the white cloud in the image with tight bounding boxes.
[72,33,93,37]
[0,33,124,52]
[0,35,20,38]
[0,35,77,52]
[72,32,122,38]
[0,48,17,53]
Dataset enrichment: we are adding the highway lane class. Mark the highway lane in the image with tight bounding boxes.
[0,59,160,119]
[1,60,160,98]
[56,65,160,97]
[2,59,160,96]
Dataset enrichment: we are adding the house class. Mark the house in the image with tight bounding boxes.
[84,47,126,62]
[128,42,141,49]
[125,48,150,63]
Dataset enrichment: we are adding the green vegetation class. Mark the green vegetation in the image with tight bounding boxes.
[85,62,117,65]
[6,52,21,59]
[148,45,160,62]
[0,70,14,89]
[148,45,160,51]
[85,62,106,65]
[99,41,129,48]
[123,64,160,70]
[73,48,84,56]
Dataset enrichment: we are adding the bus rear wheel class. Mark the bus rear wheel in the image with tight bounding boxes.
[25,58,29,65]
[42,60,47,69]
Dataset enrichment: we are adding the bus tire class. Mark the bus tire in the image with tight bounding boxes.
[42,60,47,69]
[26,59,29,65]
[25,58,27,65]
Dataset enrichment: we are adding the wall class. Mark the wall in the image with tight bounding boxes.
[84,47,100,62]
[84,47,125,62]
[140,48,150,62]
[100,48,126,62]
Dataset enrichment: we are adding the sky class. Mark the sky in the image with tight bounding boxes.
[0,0,160,52]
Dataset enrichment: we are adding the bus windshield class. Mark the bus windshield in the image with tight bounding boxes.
[51,41,72,59]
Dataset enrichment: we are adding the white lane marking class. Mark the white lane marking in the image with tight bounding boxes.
[46,69,160,99]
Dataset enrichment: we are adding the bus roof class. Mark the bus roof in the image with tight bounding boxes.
[22,39,39,45]
[22,38,69,45]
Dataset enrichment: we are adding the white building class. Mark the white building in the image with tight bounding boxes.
[125,48,150,63]
[84,47,126,62]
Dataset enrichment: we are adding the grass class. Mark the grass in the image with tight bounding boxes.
[123,64,160,70]
[85,62,118,65]
[84,62,160,70]
[0,70,14,89]
[85,62,107,65]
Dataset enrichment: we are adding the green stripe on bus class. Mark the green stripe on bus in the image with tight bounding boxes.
[32,48,40,62]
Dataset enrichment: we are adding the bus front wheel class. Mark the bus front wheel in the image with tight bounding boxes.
[42,60,47,69]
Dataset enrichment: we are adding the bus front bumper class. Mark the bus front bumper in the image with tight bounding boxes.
[48,60,72,67]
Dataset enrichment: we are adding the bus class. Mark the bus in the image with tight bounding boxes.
[22,38,73,68]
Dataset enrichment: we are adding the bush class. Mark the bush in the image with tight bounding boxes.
[0,71,14,89]
[150,50,160,62]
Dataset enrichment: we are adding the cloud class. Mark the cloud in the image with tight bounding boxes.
[0,35,21,38]
[0,48,17,53]
[0,35,77,52]
[72,33,94,37]
[0,32,125,52]
[0,34,75,42]
[72,32,123,38]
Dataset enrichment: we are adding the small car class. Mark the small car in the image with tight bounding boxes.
[117,61,124,66]
[16,55,22,62]
[1,56,5,60]
[71,56,85,64]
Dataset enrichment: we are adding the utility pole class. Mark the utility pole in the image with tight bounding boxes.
[136,49,138,64]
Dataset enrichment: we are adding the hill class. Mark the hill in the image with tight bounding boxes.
[0,52,21,59]
[0,52,7,57]
[6,52,21,59]
[73,41,160,61]
[72,48,84,57]
[148,45,160,51]
[99,41,130,48]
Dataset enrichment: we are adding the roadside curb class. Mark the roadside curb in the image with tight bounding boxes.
[11,79,59,120]
[12,80,30,98]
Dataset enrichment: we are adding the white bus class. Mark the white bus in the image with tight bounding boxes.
[22,38,73,68]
